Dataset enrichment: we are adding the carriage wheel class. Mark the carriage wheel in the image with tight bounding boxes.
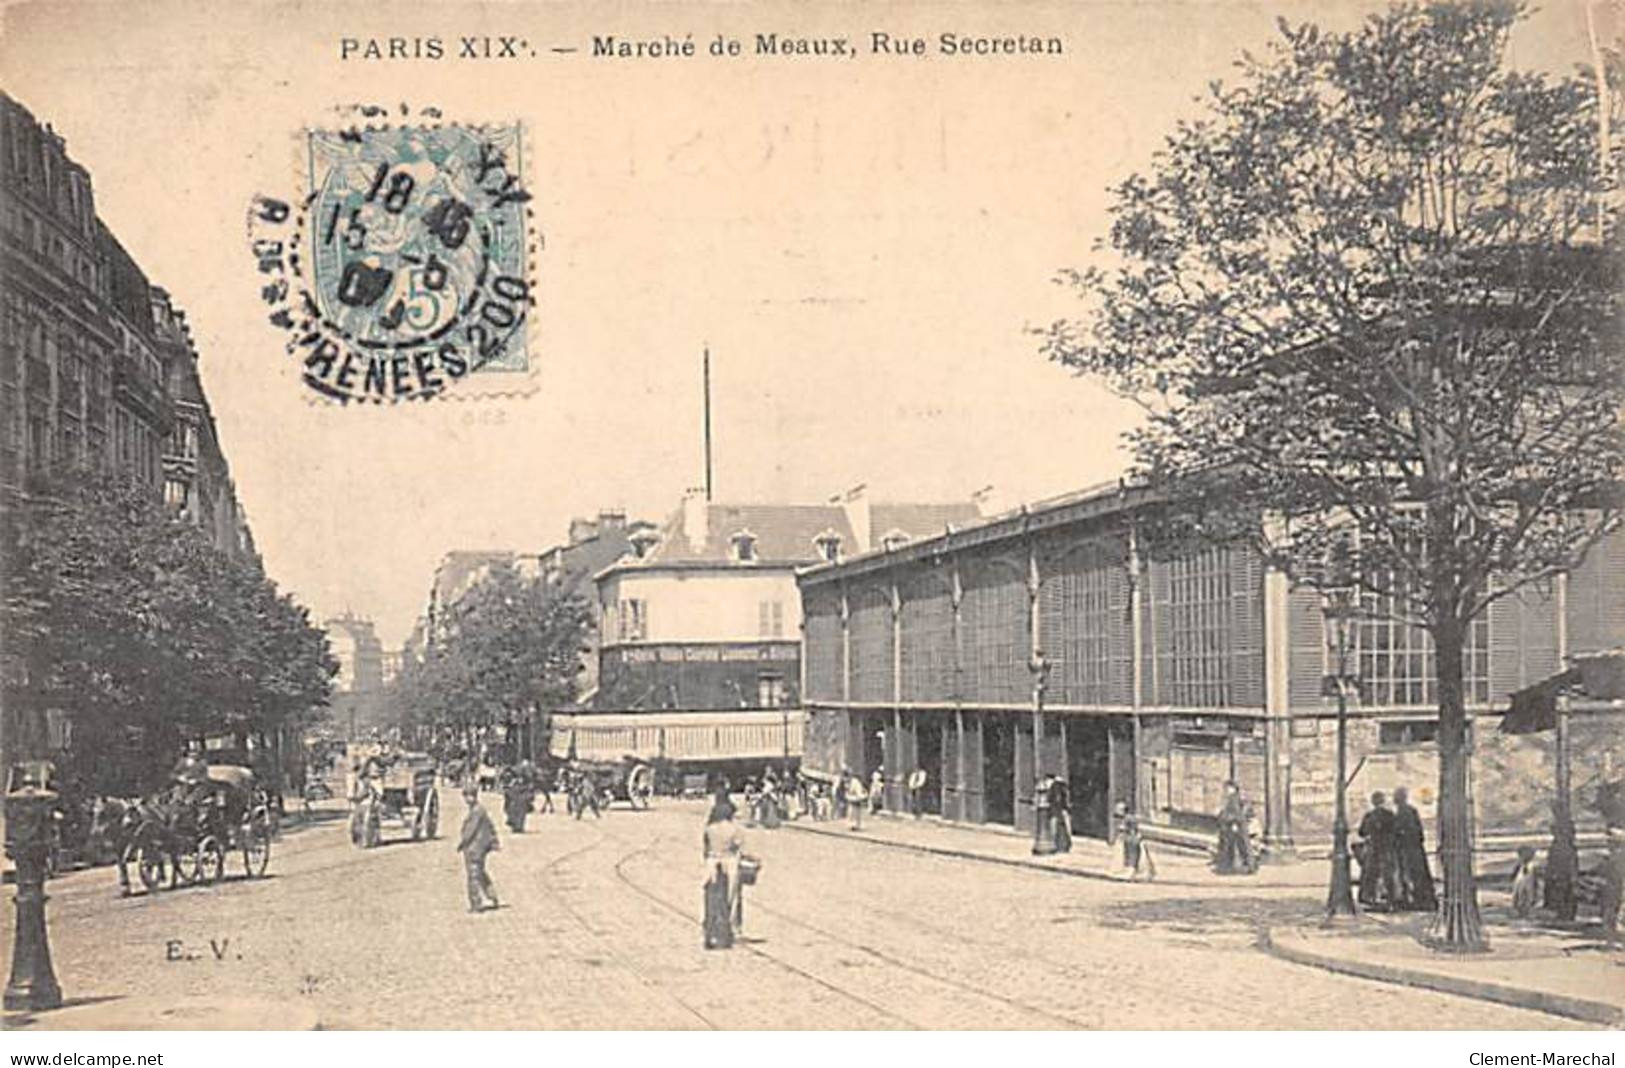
[424,791,439,839]
[135,843,164,893]
[196,836,226,885]
[174,838,201,885]
[243,820,271,878]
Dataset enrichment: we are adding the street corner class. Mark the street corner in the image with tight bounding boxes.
[1260,921,1625,1028]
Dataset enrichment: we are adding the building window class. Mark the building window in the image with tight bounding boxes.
[1356,594,1489,707]
[757,675,788,709]
[164,478,188,511]
[617,598,647,641]
[758,600,784,639]
[1166,546,1236,707]
[814,529,843,563]
[880,528,912,552]
[729,529,758,562]
[1378,719,1440,749]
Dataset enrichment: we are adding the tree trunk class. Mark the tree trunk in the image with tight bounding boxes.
[1432,614,1488,952]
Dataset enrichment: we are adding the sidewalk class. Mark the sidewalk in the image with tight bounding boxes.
[779,808,1327,889]
[4,995,322,1031]
[1262,907,1624,1027]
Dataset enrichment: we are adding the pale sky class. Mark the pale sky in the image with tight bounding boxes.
[0,0,1596,646]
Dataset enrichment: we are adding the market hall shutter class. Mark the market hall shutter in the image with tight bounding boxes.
[1230,544,1265,708]
[1286,585,1326,714]
[1149,558,1174,706]
[1570,527,1625,655]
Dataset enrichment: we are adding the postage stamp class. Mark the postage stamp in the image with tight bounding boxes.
[247,106,537,404]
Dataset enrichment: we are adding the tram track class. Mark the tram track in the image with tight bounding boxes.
[607,820,1263,1029]
[600,827,928,1029]
[535,830,723,1030]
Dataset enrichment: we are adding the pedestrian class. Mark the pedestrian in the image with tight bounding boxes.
[813,783,833,822]
[1213,781,1248,874]
[1510,845,1541,918]
[834,767,850,821]
[1356,791,1400,910]
[501,762,534,834]
[1033,773,1055,856]
[1115,800,1155,881]
[760,777,782,829]
[1391,786,1436,911]
[537,768,555,815]
[456,784,500,913]
[907,766,927,818]
[573,772,601,820]
[869,767,884,815]
[1051,777,1072,854]
[845,771,869,831]
[1601,825,1623,951]
[702,796,746,949]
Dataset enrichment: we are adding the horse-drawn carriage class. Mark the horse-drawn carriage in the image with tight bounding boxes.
[121,762,273,893]
[568,757,655,812]
[351,746,439,848]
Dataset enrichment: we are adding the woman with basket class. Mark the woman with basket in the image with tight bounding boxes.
[702,797,756,949]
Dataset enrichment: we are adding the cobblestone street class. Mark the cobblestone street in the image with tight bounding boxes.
[3,797,1590,1030]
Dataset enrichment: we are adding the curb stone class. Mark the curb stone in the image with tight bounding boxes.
[781,819,1313,890]
[1260,928,1623,1027]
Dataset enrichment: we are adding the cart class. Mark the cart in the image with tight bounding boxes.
[351,748,439,848]
[127,764,272,891]
[573,757,655,811]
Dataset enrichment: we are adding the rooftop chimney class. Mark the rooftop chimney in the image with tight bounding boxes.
[839,483,871,553]
[682,487,709,554]
[971,485,1002,517]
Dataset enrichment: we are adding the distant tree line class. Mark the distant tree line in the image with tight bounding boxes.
[391,560,593,753]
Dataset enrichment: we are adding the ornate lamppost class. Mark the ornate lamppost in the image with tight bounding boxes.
[1029,651,1052,854]
[5,776,63,1011]
[1321,581,1360,921]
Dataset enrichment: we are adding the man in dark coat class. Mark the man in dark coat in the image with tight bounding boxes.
[1391,786,1437,911]
[457,784,500,912]
[501,762,535,833]
[1356,791,1400,910]
[1214,782,1249,874]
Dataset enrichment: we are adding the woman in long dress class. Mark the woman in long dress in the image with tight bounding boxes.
[703,798,745,949]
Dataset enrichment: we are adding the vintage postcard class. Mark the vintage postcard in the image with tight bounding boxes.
[1,0,1622,1041]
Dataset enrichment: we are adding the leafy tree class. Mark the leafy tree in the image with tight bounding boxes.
[2,469,336,794]
[393,561,593,753]
[1043,3,1621,949]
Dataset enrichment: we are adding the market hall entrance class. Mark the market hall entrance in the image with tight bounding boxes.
[915,713,942,816]
[1066,716,1135,839]
[982,714,1014,826]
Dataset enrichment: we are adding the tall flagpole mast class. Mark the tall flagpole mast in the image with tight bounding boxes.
[703,346,714,502]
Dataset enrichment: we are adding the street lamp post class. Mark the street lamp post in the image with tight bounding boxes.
[1029,652,1051,855]
[4,782,63,1011]
[1321,585,1360,921]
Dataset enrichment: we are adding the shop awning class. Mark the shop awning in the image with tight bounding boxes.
[1500,650,1625,735]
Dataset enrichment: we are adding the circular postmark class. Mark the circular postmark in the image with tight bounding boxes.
[247,106,536,403]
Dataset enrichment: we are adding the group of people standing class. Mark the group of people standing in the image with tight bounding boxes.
[1354,787,1437,911]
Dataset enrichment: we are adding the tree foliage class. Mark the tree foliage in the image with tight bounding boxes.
[1,470,336,793]
[393,560,593,739]
[1043,3,1621,949]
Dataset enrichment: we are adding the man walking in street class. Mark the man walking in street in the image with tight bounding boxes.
[457,784,500,913]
